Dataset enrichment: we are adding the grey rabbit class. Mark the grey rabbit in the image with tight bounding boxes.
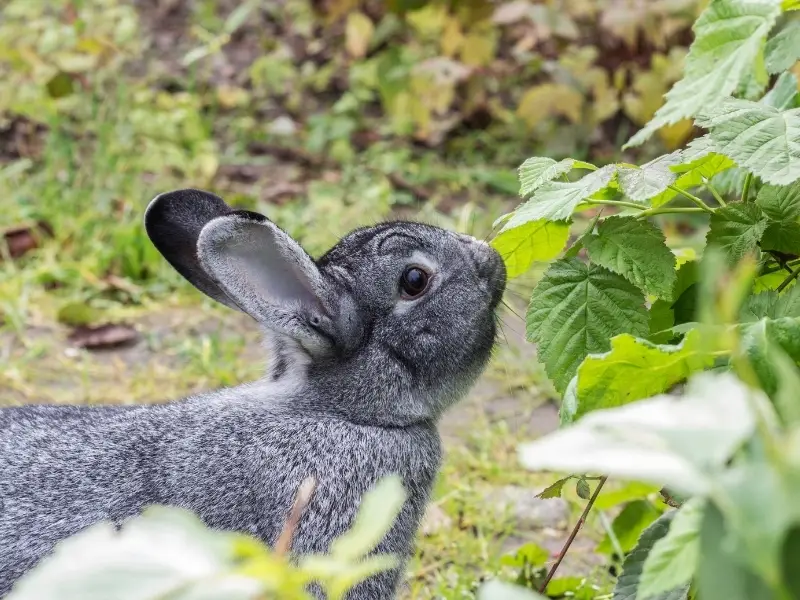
[0,189,506,598]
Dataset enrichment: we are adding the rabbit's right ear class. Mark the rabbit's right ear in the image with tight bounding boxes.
[145,189,240,310]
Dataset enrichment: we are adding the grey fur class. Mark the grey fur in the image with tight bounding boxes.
[0,189,506,598]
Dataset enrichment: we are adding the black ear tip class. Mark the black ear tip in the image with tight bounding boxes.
[144,189,230,234]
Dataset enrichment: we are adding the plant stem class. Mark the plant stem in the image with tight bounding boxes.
[636,207,707,219]
[539,476,608,593]
[667,185,715,213]
[705,183,727,207]
[582,199,645,211]
[777,264,800,293]
[741,172,753,202]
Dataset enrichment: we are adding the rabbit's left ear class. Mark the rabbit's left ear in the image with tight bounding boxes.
[197,209,335,352]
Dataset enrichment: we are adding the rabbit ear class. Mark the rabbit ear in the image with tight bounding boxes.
[197,210,333,351]
[144,189,240,310]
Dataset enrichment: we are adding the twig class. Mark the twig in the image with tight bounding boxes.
[275,476,317,556]
[777,263,800,293]
[539,475,608,593]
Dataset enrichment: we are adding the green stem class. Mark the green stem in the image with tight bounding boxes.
[705,182,727,207]
[741,172,753,203]
[667,185,715,213]
[581,199,645,211]
[777,264,800,293]
[636,207,707,219]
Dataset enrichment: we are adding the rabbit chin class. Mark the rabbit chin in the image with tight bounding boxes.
[254,313,498,428]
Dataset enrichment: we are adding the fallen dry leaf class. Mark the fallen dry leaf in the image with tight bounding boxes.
[1,221,53,260]
[67,324,139,350]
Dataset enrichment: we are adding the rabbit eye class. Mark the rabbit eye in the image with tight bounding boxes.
[400,267,430,299]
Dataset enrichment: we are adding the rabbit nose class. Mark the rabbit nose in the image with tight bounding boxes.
[456,233,506,292]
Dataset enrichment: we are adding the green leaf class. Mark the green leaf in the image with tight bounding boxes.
[519,373,757,495]
[650,262,700,340]
[762,71,799,110]
[595,482,663,511]
[625,0,782,148]
[526,258,649,394]
[756,182,800,220]
[761,221,800,254]
[537,476,572,499]
[697,502,776,600]
[518,157,594,197]
[585,217,677,299]
[781,525,800,598]
[330,475,407,560]
[500,543,550,568]
[6,507,262,600]
[741,285,800,320]
[478,580,547,600]
[57,302,102,326]
[741,317,800,396]
[576,478,591,500]
[698,99,800,186]
[491,219,570,279]
[766,21,800,74]
[597,500,662,555]
[612,511,690,600]
[650,138,734,207]
[639,499,703,599]
[573,329,717,419]
[706,203,768,265]
[508,165,617,224]
[617,153,681,202]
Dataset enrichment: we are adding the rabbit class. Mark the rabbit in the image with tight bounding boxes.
[0,188,506,598]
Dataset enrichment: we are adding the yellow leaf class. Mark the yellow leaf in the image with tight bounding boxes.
[323,0,359,22]
[460,22,497,67]
[517,84,583,128]
[345,12,374,58]
[441,17,464,57]
[406,3,448,38]
[657,119,694,150]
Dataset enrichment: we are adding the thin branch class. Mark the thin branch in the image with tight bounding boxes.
[667,185,715,213]
[539,476,608,593]
[275,476,317,556]
[777,263,800,293]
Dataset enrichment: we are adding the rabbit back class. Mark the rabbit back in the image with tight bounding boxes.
[0,393,441,597]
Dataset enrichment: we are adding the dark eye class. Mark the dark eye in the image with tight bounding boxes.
[400,266,430,299]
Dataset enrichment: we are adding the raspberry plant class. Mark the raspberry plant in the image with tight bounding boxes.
[489,1,800,598]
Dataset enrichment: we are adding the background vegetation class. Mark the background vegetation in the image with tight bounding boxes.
[3,0,799,599]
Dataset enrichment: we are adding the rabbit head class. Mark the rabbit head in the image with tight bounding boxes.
[145,189,506,426]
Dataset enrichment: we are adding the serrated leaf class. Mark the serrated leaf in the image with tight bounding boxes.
[519,373,757,495]
[625,0,782,148]
[762,71,799,109]
[766,21,800,74]
[526,258,649,394]
[741,286,800,320]
[639,499,703,599]
[491,219,570,279]
[518,157,594,197]
[741,317,800,396]
[650,138,734,207]
[507,165,617,224]
[761,221,800,254]
[573,329,717,420]
[756,182,800,220]
[613,511,690,600]
[537,476,571,499]
[617,153,681,202]
[698,99,800,186]
[585,217,677,299]
[706,203,768,265]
